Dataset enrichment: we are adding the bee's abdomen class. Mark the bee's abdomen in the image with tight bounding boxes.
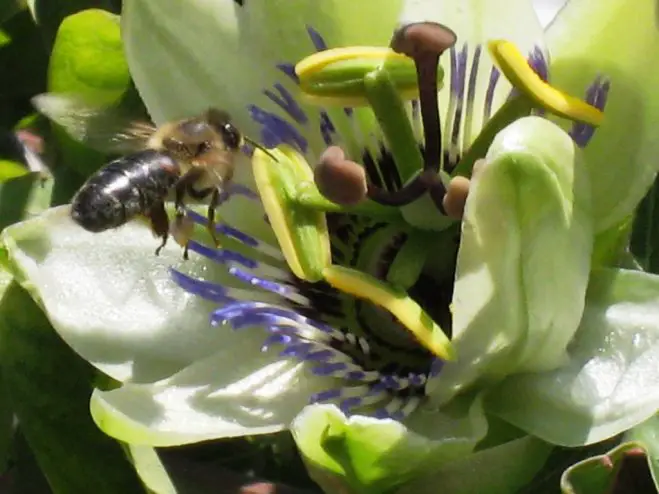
[71,149,180,232]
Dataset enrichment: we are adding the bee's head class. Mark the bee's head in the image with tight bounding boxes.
[205,108,243,150]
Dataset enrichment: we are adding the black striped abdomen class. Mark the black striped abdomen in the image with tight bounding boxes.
[71,149,180,232]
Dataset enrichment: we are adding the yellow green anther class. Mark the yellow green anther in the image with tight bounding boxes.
[252,145,331,282]
[322,264,455,361]
[488,40,603,126]
[295,47,443,106]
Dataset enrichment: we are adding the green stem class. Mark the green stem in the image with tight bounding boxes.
[452,94,534,177]
[364,68,425,185]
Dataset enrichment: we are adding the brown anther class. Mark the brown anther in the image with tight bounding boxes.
[390,22,457,59]
[442,176,471,219]
[314,146,367,206]
[390,23,456,174]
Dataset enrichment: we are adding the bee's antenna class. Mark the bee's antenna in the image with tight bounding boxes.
[243,136,279,162]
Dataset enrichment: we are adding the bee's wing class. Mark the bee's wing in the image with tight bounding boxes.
[32,93,156,153]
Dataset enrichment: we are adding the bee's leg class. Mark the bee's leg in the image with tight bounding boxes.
[170,214,195,260]
[174,168,204,216]
[149,201,172,258]
[206,188,221,247]
[185,184,219,247]
[172,169,205,258]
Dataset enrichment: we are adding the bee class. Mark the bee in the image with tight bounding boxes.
[33,94,274,259]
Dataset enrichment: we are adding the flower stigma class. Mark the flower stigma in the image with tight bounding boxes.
[173,22,610,421]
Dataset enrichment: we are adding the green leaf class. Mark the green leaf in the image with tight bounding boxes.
[47,8,131,177]
[0,282,145,493]
[48,9,129,102]
[397,435,552,494]
[0,172,53,233]
[0,160,29,182]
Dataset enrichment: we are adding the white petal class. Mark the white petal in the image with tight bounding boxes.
[545,0,659,230]
[2,206,268,383]
[122,0,404,158]
[533,0,566,27]
[91,342,336,445]
[487,268,659,446]
[429,117,592,403]
[399,0,545,143]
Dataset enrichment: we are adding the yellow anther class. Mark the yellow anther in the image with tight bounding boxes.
[488,40,603,126]
[322,265,456,361]
[295,46,410,80]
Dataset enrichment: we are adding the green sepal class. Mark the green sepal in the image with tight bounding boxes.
[292,397,488,494]
[397,435,553,494]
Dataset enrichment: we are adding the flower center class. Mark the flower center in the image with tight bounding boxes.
[173,23,611,421]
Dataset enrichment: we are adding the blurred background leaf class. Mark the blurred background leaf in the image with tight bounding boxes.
[559,441,655,494]
[4,430,52,493]
[26,0,120,47]
[47,8,131,179]
[0,0,26,26]
[631,176,659,273]
[0,269,14,477]
[625,414,659,490]
[0,9,48,129]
